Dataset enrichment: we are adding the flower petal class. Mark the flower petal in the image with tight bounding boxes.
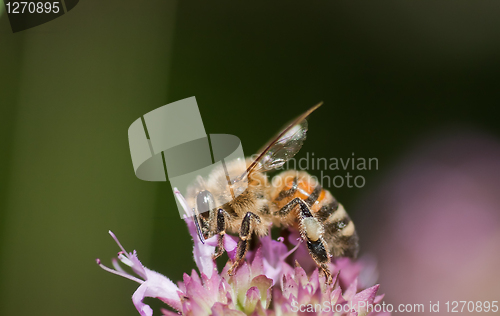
[185,218,217,278]
[281,272,298,301]
[374,294,385,304]
[223,234,239,261]
[202,268,225,304]
[330,288,343,305]
[244,286,260,314]
[294,264,308,287]
[233,261,251,287]
[132,282,154,316]
[143,269,183,311]
[308,268,320,292]
[350,284,379,316]
[260,235,288,266]
[160,308,180,316]
[250,248,264,276]
[211,302,246,316]
[343,277,358,302]
[250,275,273,309]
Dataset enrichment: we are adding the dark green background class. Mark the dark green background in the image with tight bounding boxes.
[1,1,499,315]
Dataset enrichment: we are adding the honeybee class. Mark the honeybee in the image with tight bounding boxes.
[182,103,358,283]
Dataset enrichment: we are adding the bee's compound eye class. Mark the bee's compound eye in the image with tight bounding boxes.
[196,190,215,215]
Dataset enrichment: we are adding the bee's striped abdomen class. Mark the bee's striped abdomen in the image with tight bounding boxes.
[271,170,359,258]
[318,197,358,258]
[272,171,325,211]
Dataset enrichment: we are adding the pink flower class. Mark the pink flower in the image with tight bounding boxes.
[97,193,389,315]
[96,231,182,316]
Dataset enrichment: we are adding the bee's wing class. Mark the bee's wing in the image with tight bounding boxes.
[254,119,308,172]
[246,102,322,176]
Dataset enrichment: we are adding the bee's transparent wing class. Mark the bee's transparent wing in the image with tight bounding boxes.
[246,102,322,176]
[256,120,308,172]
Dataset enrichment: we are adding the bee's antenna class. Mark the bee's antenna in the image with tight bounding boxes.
[174,188,205,244]
[193,212,205,244]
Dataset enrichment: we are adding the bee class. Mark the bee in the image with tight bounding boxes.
[182,103,358,283]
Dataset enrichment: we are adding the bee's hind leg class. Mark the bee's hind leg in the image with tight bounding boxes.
[320,263,333,285]
[275,197,333,284]
[213,208,230,260]
[227,212,261,276]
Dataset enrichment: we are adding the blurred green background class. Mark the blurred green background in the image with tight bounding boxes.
[1,1,499,316]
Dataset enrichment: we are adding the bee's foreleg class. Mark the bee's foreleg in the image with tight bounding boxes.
[213,208,230,260]
[227,212,261,276]
[275,197,333,284]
